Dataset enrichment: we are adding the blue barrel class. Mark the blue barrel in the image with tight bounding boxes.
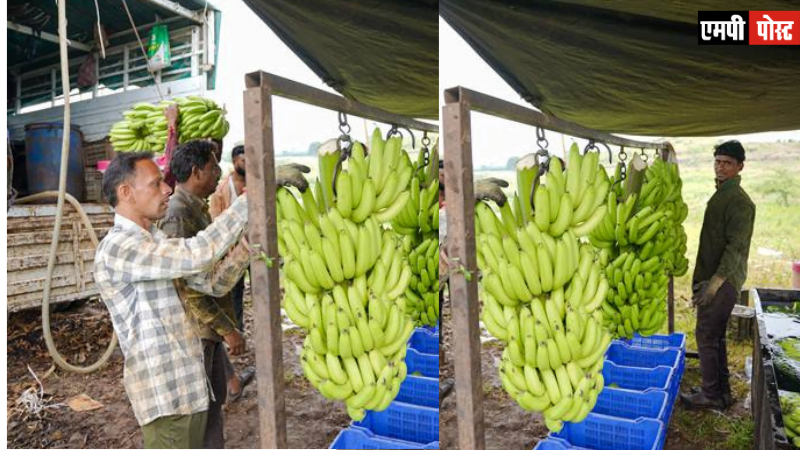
[25,123,85,201]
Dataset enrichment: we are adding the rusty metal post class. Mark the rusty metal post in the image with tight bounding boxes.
[243,75,287,448]
[443,88,486,450]
[668,277,675,334]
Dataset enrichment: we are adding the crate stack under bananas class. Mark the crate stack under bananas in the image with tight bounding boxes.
[475,144,613,432]
[277,128,416,421]
[390,142,440,327]
[108,96,229,152]
[588,156,689,338]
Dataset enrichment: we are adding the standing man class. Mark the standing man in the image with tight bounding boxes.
[681,140,755,410]
[94,152,250,448]
[158,141,251,448]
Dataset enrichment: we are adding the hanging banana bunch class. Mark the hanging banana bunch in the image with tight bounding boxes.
[391,136,440,327]
[588,150,689,339]
[474,144,612,432]
[276,127,415,421]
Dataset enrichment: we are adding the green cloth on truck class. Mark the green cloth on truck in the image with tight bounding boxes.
[693,176,756,293]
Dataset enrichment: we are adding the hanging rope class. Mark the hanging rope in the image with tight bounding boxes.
[121,0,163,100]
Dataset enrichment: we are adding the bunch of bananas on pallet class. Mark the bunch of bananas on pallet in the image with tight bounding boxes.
[474,145,612,432]
[780,390,800,446]
[391,141,440,326]
[588,156,688,338]
[108,96,229,153]
[277,128,416,420]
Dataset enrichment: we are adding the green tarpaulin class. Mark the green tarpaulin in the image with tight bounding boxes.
[242,0,438,120]
[440,0,800,136]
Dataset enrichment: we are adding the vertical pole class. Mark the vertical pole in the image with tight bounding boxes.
[51,68,57,106]
[668,277,675,334]
[123,46,130,91]
[93,52,99,98]
[191,26,200,77]
[443,93,485,450]
[243,77,287,449]
[16,75,22,113]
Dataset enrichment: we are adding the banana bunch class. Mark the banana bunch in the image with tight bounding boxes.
[474,147,612,432]
[391,141,440,326]
[109,102,171,152]
[588,156,689,338]
[404,238,440,326]
[108,96,230,153]
[174,96,230,143]
[276,128,419,420]
[391,141,440,236]
[780,390,800,447]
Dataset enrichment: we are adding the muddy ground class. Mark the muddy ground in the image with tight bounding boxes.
[438,294,753,450]
[6,296,350,449]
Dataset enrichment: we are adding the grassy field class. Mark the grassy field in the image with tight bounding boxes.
[476,138,800,449]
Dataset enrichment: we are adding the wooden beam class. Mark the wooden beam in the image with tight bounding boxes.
[443,95,486,450]
[7,20,92,52]
[243,79,287,449]
[137,0,203,24]
[246,71,438,133]
[444,86,668,150]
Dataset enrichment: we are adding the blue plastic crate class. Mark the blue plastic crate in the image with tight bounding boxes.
[533,438,574,450]
[354,401,439,445]
[329,427,439,449]
[552,413,666,450]
[397,375,438,408]
[603,361,674,393]
[406,347,439,378]
[605,343,680,370]
[592,387,668,422]
[408,327,439,355]
[618,333,686,354]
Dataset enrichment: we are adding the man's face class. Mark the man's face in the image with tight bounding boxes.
[197,154,222,198]
[125,159,173,221]
[234,154,246,177]
[714,155,743,183]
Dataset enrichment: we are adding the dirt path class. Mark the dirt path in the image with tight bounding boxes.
[7,298,350,449]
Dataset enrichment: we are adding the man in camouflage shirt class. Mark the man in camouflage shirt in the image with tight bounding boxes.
[681,140,755,411]
[159,140,252,448]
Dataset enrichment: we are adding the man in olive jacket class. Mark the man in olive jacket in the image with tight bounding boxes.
[681,140,755,411]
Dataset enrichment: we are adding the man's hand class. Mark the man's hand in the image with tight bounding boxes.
[164,104,179,127]
[276,163,311,192]
[475,177,509,205]
[693,275,725,308]
[223,329,246,356]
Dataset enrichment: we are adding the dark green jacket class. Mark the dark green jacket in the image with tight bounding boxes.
[692,176,756,293]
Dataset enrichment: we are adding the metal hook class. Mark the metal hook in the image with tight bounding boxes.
[536,127,549,151]
[386,125,416,150]
[529,149,551,212]
[583,140,613,164]
[331,142,353,197]
[640,147,648,163]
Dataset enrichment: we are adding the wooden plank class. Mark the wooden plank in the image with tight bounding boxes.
[243,79,287,448]
[246,72,439,134]
[443,96,486,450]
[445,86,668,150]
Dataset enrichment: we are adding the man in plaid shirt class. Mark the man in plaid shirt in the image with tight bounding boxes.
[94,151,249,448]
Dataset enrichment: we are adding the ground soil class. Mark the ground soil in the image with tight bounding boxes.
[6,295,350,449]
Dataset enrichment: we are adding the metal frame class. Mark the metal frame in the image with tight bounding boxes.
[242,70,438,448]
[443,85,675,450]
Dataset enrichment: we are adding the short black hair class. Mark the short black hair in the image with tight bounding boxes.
[170,140,217,183]
[232,144,245,159]
[102,151,154,207]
